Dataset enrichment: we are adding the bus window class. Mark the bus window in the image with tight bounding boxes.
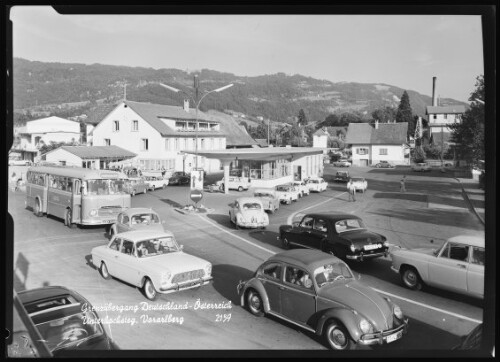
[60,177,67,191]
[67,178,73,193]
[73,179,80,195]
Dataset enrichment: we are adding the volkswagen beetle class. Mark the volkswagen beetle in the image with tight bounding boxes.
[253,189,280,213]
[229,197,269,229]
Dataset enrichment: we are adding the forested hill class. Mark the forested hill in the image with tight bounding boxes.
[13,57,466,124]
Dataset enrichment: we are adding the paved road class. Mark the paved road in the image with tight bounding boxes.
[8,165,485,351]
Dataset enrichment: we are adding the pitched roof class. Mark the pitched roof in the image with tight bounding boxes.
[84,104,117,125]
[205,110,258,147]
[426,105,466,114]
[345,122,408,145]
[326,126,348,137]
[54,145,136,159]
[313,128,329,136]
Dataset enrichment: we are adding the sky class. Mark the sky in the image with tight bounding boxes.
[9,6,484,102]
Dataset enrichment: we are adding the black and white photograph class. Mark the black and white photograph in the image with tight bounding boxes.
[5,3,495,358]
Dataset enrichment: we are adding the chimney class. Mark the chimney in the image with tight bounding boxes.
[183,99,190,112]
[432,77,437,106]
[375,120,379,129]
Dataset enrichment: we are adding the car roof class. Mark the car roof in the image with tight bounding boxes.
[121,207,158,216]
[269,249,342,271]
[115,229,175,241]
[254,188,275,194]
[447,235,484,248]
[301,212,361,221]
[235,197,263,205]
[17,286,81,305]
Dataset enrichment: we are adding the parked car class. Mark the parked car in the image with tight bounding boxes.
[390,235,484,298]
[332,159,351,167]
[305,177,328,192]
[144,175,169,191]
[216,176,251,192]
[229,197,269,229]
[109,208,165,238]
[291,180,310,197]
[237,249,408,350]
[9,158,32,166]
[278,212,389,261]
[349,177,368,193]
[274,184,300,204]
[91,230,213,300]
[374,161,395,168]
[17,286,118,355]
[253,188,280,213]
[411,162,431,172]
[124,177,148,196]
[334,171,350,183]
[168,171,190,185]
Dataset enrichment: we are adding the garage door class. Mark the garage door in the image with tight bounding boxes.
[360,159,368,166]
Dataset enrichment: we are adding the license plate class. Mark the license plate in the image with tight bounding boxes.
[364,244,379,251]
[386,330,402,343]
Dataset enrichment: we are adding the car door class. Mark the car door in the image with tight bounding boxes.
[280,265,316,324]
[105,237,122,275]
[428,242,469,292]
[113,239,139,285]
[467,246,484,297]
[309,217,329,250]
[259,262,283,313]
[296,216,316,248]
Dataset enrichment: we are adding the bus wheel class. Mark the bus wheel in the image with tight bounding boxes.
[65,209,76,228]
[34,199,42,217]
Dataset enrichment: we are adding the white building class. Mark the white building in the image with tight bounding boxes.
[45,145,136,169]
[426,105,465,136]
[90,100,226,173]
[345,121,409,166]
[312,128,329,149]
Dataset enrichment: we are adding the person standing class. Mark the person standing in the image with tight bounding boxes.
[400,175,407,193]
[347,179,356,202]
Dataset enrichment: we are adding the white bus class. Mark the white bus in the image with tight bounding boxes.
[25,166,131,228]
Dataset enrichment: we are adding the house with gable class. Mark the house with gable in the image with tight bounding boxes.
[313,128,329,148]
[90,100,226,173]
[345,121,409,166]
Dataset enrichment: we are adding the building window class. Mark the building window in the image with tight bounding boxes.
[379,148,388,155]
[175,138,180,150]
[192,138,196,150]
[113,120,120,132]
[104,138,111,146]
[433,115,437,120]
[141,138,149,151]
[444,114,448,119]
[132,120,139,131]
[165,139,171,151]
[357,148,369,155]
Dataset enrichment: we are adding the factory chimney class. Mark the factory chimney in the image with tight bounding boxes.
[432,77,438,106]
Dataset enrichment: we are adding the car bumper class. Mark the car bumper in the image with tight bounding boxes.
[159,277,212,293]
[346,251,388,261]
[237,221,269,228]
[358,319,409,345]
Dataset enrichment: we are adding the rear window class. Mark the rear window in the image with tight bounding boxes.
[242,203,261,210]
[24,295,79,314]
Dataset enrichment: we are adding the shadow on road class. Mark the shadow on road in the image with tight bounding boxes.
[160,198,184,208]
[206,213,232,228]
[84,254,97,270]
[247,230,282,249]
[211,264,255,305]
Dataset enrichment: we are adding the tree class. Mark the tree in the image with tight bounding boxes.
[449,75,484,167]
[316,113,340,129]
[412,146,426,163]
[396,91,414,137]
[297,109,308,126]
[372,106,396,123]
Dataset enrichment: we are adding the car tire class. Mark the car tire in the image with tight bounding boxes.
[401,266,423,290]
[246,289,264,317]
[324,320,353,350]
[65,209,75,228]
[282,235,290,249]
[238,186,243,192]
[33,199,42,217]
[143,278,158,301]
[99,262,111,280]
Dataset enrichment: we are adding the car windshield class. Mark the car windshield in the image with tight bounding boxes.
[310,180,319,184]
[337,172,348,176]
[86,179,127,195]
[242,202,261,210]
[352,178,364,182]
[136,236,180,257]
[276,186,290,191]
[314,262,354,287]
[130,213,160,225]
[255,193,273,198]
[34,309,103,352]
[334,218,365,233]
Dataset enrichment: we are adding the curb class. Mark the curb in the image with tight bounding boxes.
[454,178,485,226]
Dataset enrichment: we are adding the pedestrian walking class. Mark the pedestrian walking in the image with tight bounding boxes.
[347,179,356,202]
[400,175,406,193]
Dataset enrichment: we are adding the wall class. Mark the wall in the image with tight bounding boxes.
[26,118,80,134]
[45,149,83,167]
[351,144,407,166]
[292,153,324,179]
[313,135,328,148]
[428,113,461,132]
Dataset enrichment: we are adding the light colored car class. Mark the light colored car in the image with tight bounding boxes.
[390,235,484,299]
[253,189,280,213]
[275,184,300,204]
[237,249,408,350]
[411,162,431,172]
[124,177,148,196]
[9,158,32,166]
[229,197,269,229]
[349,177,368,193]
[291,180,310,197]
[216,176,251,192]
[332,159,351,167]
[144,175,169,190]
[109,208,165,238]
[305,177,328,192]
[91,230,213,300]
[374,161,395,168]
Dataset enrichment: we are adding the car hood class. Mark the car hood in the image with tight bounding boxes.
[141,252,209,273]
[131,224,164,232]
[339,230,383,247]
[319,281,394,330]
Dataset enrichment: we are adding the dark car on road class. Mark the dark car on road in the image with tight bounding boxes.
[333,171,350,183]
[237,249,408,350]
[278,213,389,261]
[168,171,190,185]
[17,286,118,356]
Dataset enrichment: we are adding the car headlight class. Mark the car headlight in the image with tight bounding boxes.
[161,270,171,285]
[89,209,98,217]
[383,241,389,247]
[359,318,373,334]
[204,263,212,276]
[393,305,403,319]
[350,244,356,252]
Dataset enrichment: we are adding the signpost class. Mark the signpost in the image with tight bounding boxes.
[190,189,203,208]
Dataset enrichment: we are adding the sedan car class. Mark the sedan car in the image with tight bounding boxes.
[17,286,118,355]
[278,212,389,261]
[412,162,431,172]
[274,184,300,204]
[334,171,350,183]
[91,230,213,300]
[124,177,148,196]
[9,159,32,166]
[144,175,169,191]
[349,177,368,193]
[375,161,395,168]
[229,197,269,229]
[237,249,408,350]
[332,159,351,167]
[109,207,165,238]
[390,235,484,299]
[253,189,280,213]
[305,177,328,192]
[216,176,251,192]
[168,171,190,185]
[291,180,310,197]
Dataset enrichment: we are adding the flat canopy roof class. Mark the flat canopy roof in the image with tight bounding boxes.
[186,147,323,161]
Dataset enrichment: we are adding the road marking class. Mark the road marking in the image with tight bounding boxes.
[286,192,347,225]
[371,287,482,324]
[17,232,104,244]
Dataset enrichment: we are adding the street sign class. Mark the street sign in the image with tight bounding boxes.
[190,169,204,190]
[190,189,203,203]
